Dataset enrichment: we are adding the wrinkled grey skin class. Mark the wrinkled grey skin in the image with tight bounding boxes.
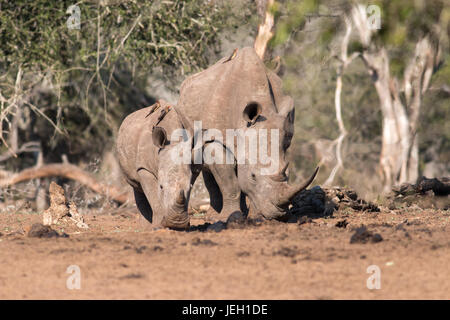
[117,100,197,230]
[178,47,318,220]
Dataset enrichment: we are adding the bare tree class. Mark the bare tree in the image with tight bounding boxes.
[350,4,442,191]
[324,17,359,186]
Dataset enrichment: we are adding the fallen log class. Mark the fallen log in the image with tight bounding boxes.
[0,163,129,204]
[392,176,450,196]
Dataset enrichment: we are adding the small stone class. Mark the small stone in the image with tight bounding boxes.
[335,219,348,228]
[298,216,312,225]
[350,226,383,244]
[27,223,61,238]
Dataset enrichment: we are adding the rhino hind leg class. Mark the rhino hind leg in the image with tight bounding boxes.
[133,187,153,223]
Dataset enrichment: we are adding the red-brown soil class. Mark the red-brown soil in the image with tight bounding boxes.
[0,204,449,299]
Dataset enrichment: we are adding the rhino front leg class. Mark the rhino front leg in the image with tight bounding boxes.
[136,169,166,227]
[202,169,223,213]
[133,187,153,223]
[206,164,247,218]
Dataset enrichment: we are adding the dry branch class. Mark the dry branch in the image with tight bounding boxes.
[254,0,275,60]
[0,163,129,204]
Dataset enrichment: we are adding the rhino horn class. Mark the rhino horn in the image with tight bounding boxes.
[269,162,290,182]
[277,166,319,206]
[164,190,190,230]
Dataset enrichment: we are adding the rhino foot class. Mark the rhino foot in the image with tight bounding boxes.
[226,211,247,229]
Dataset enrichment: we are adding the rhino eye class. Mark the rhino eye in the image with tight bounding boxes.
[159,185,163,190]
[251,173,256,180]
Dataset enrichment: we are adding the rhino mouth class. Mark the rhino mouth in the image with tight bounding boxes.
[256,200,289,220]
[162,190,190,230]
[274,202,289,212]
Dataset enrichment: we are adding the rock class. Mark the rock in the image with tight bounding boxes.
[290,186,379,218]
[68,202,89,229]
[350,226,383,244]
[43,182,69,225]
[42,182,88,229]
[27,223,67,238]
[335,219,348,228]
[298,216,312,225]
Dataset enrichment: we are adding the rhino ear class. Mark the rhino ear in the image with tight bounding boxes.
[243,102,262,124]
[152,126,168,149]
[278,96,294,118]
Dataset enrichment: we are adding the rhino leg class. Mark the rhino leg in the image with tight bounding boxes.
[202,169,223,213]
[137,169,165,226]
[206,164,244,218]
[133,187,153,223]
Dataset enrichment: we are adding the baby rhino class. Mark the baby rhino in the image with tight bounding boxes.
[117,100,195,230]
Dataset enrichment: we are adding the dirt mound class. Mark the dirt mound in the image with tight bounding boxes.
[290,186,380,218]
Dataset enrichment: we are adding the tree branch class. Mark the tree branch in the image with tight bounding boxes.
[0,163,130,204]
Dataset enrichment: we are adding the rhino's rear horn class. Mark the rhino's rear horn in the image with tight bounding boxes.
[269,162,290,182]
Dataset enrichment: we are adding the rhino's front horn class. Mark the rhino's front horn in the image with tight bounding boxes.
[163,190,190,230]
[277,167,319,206]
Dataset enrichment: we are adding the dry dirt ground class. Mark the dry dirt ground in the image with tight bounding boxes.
[0,203,449,299]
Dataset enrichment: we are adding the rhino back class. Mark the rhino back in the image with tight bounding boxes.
[178,47,280,133]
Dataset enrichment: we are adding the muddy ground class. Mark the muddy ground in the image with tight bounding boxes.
[0,200,449,299]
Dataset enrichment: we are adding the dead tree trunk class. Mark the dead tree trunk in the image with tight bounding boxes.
[351,5,440,191]
[254,0,275,60]
[324,17,359,186]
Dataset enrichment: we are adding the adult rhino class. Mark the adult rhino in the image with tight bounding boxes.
[177,47,318,220]
[117,100,198,230]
